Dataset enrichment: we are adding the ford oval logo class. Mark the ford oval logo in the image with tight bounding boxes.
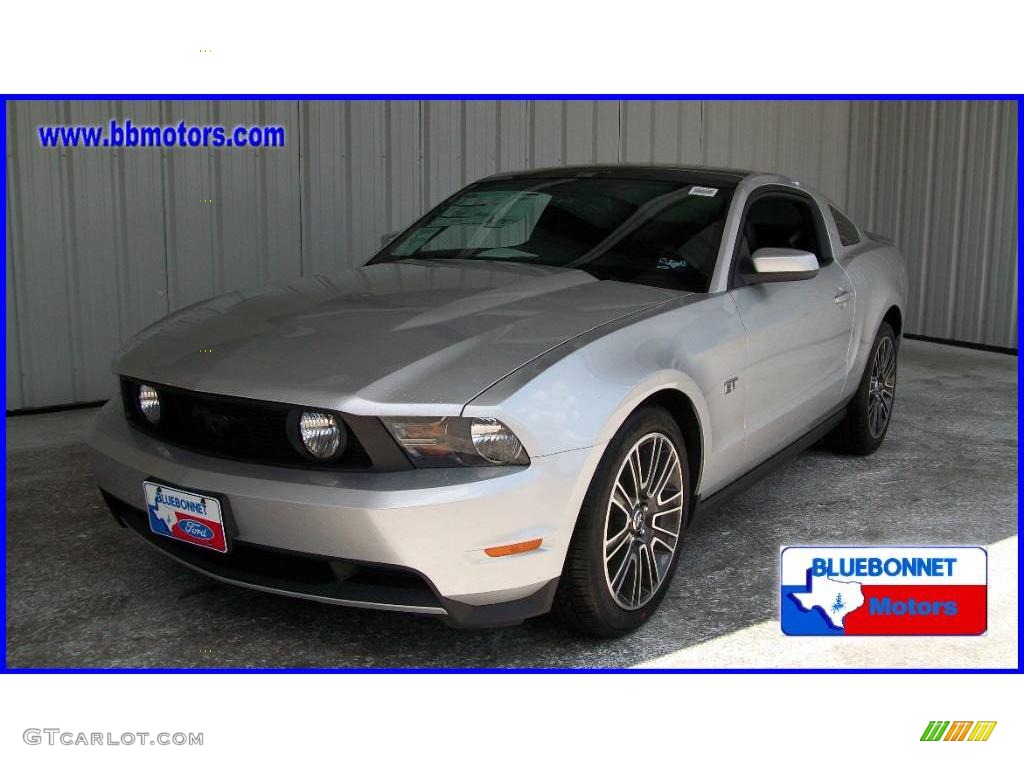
[177,519,214,540]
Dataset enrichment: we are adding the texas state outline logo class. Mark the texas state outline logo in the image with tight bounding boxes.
[780,546,987,635]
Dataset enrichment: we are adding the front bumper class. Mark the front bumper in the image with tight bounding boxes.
[88,400,598,628]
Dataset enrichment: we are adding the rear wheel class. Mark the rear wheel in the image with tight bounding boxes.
[555,407,689,637]
[828,321,898,455]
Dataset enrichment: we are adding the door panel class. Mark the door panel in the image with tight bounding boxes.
[732,260,854,468]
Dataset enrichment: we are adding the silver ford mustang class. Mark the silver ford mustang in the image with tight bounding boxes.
[89,165,907,636]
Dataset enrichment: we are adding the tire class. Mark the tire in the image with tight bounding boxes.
[827,321,898,455]
[555,406,690,637]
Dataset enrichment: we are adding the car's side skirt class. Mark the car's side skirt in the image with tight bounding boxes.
[691,399,851,521]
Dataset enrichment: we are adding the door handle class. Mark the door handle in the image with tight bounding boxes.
[834,289,852,304]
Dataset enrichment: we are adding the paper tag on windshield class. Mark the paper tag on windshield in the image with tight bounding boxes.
[689,186,719,197]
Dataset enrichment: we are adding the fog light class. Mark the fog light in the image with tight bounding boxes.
[138,384,161,424]
[299,411,342,459]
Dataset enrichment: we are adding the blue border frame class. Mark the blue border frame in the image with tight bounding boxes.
[2,94,1021,674]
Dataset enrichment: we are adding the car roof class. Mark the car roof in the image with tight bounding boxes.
[482,164,756,187]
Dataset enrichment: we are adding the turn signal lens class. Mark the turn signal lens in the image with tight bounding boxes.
[485,539,543,557]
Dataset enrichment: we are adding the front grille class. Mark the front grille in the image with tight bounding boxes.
[120,378,372,470]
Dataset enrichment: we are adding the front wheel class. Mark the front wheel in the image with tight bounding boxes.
[828,321,898,455]
[555,407,689,637]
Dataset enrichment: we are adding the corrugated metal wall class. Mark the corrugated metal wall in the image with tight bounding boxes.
[4,99,1015,410]
[847,100,1018,350]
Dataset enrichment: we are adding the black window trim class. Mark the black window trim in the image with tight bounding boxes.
[727,184,835,290]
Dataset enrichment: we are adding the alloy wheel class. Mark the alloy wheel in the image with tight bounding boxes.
[868,335,897,438]
[602,432,684,610]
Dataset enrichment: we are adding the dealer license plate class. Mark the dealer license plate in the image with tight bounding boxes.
[143,481,228,553]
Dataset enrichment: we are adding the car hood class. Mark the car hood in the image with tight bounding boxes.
[115,260,678,412]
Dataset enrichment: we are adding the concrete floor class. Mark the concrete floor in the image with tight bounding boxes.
[4,339,1018,668]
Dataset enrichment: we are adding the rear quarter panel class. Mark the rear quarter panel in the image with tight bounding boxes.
[837,237,908,399]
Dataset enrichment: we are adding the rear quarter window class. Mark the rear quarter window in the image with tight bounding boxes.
[829,205,861,247]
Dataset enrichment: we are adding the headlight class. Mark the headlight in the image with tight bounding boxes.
[382,416,528,468]
[471,418,526,464]
[137,384,161,424]
[298,410,344,460]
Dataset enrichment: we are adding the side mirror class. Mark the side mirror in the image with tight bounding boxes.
[743,247,819,284]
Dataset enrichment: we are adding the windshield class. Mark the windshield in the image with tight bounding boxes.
[369,176,736,292]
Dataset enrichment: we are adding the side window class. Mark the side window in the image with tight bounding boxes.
[739,194,829,268]
[829,205,861,247]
